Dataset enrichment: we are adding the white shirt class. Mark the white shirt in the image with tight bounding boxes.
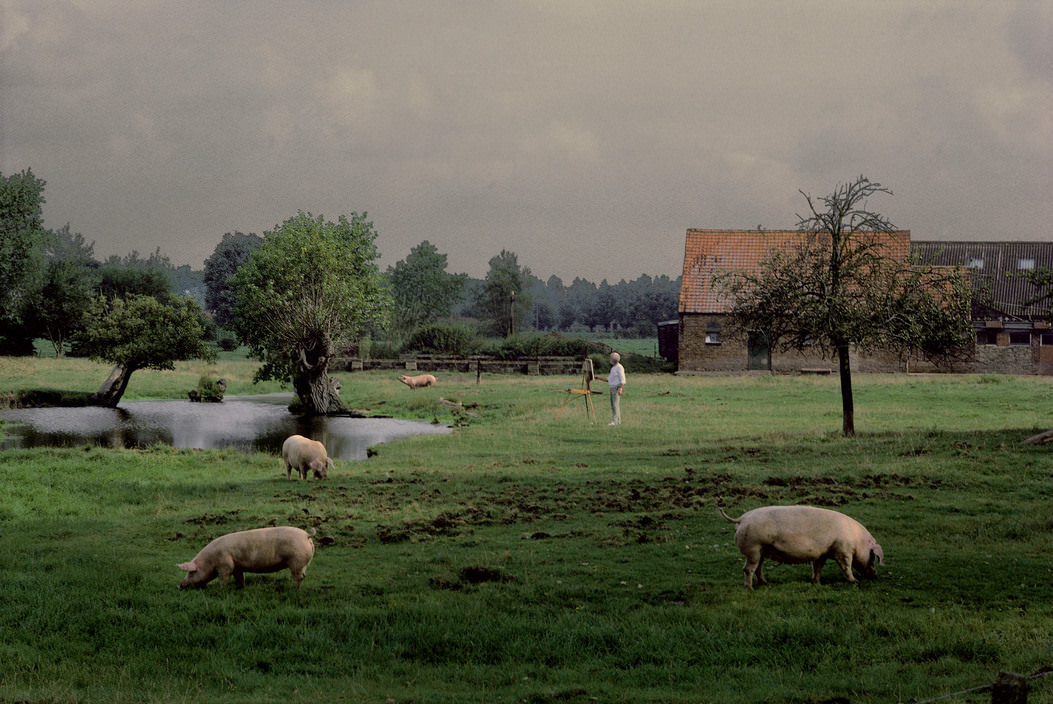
[608,362,626,389]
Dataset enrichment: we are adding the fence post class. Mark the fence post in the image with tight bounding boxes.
[992,672,1028,704]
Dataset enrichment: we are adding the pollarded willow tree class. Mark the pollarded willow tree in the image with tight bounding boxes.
[231,211,390,415]
[719,176,972,436]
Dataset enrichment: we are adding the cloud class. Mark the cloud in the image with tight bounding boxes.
[1,1,1050,280]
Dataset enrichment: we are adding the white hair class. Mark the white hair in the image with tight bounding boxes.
[610,352,620,362]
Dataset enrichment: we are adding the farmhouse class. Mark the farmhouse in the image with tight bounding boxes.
[675,229,911,374]
[674,230,1053,375]
[912,241,1053,375]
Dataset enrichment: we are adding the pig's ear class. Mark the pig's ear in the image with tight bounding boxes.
[178,561,197,572]
[871,545,884,566]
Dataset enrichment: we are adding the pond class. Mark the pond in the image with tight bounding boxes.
[0,394,451,460]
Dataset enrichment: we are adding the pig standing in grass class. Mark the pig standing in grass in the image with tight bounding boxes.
[398,373,437,389]
[718,505,883,589]
[282,434,333,480]
[177,526,315,590]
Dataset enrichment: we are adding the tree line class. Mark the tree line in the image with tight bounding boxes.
[0,168,678,413]
[208,237,681,342]
[8,167,1013,433]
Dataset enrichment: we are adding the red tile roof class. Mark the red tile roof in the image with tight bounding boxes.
[679,229,911,314]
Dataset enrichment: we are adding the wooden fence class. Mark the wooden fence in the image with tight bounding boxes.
[332,354,585,376]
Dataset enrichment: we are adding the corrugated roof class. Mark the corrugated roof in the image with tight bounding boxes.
[679,229,911,314]
[912,241,1053,318]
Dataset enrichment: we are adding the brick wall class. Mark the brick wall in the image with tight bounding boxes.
[974,342,1040,375]
[678,315,744,371]
[678,314,908,374]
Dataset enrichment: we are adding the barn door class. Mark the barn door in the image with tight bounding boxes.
[747,331,770,371]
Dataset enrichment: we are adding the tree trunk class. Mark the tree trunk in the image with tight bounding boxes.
[89,363,136,408]
[292,337,347,415]
[293,369,346,415]
[837,343,854,437]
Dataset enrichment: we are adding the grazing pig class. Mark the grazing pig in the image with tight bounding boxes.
[718,505,883,589]
[398,373,437,389]
[282,434,333,480]
[177,526,315,590]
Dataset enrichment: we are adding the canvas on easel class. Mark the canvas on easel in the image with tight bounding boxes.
[557,357,597,422]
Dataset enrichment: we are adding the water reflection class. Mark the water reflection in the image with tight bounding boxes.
[0,394,450,460]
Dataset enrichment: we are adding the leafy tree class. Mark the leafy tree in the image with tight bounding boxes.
[555,301,577,331]
[171,264,206,307]
[387,240,467,336]
[564,277,597,330]
[231,211,389,415]
[79,294,216,407]
[626,274,681,331]
[585,280,619,332]
[203,231,263,327]
[719,176,972,436]
[48,223,96,265]
[0,169,50,353]
[24,224,98,357]
[474,250,533,337]
[96,250,173,301]
[1019,267,1053,311]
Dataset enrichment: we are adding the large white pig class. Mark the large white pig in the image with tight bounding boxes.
[718,505,883,589]
[177,526,315,590]
[282,434,333,480]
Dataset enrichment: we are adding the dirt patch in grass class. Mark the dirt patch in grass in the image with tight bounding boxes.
[256,468,941,546]
[429,565,517,591]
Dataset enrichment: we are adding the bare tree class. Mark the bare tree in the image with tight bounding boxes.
[720,176,972,436]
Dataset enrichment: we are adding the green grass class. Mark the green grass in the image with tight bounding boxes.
[0,353,288,403]
[1,361,1052,702]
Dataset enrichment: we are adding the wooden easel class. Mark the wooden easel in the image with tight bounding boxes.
[557,358,597,422]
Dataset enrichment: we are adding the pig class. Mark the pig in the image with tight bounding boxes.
[398,373,437,389]
[282,434,333,480]
[177,526,315,590]
[718,505,883,589]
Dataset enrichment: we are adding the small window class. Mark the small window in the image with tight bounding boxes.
[976,330,998,345]
[1009,331,1031,345]
[705,322,721,345]
[1018,258,1035,271]
[1042,332,1053,346]
[968,257,984,269]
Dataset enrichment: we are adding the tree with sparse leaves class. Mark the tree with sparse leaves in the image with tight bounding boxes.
[720,176,972,436]
[231,211,389,415]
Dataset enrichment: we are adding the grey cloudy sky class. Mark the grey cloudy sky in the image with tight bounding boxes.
[2,1,1050,282]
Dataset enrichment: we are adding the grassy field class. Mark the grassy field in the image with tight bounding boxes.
[1,357,1052,703]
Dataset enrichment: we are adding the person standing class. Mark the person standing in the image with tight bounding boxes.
[603,352,626,425]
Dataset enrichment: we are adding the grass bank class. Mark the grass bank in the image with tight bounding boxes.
[1,361,1052,703]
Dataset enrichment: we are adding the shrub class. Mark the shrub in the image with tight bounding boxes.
[216,334,239,352]
[485,333,608,359]
[404,324,482,356]
[189,375,226,402]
